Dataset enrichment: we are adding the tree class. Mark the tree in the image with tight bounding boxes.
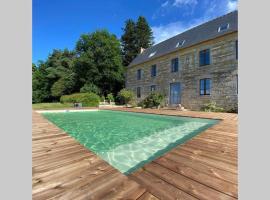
[136,16,154,49]
[32,63,37,73]
[80,82,101,95]
[121,19,138,66]
[32,62,51,103]
[74,30,124,96]
[121,17,154,66]
[32,49,76,102]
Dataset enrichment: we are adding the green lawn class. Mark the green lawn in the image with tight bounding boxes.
[32,103,73,110]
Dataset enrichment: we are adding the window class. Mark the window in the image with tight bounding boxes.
[218,23,229,32]
[175,40,185,48]
[171,58,179,72]
[235,40,238,60]
[137,87,141,98]
[137,69,142,80]
[150,85,156,92]
[151,65,157,77]
[148,51,156,58]
[200,79,211,95]
[199,49,210,66]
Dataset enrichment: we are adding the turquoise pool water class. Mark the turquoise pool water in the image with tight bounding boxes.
[43,110,218,174]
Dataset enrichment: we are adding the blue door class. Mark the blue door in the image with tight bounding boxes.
[170,82,181,105]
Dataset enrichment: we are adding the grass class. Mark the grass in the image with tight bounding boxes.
[32,103,73,110]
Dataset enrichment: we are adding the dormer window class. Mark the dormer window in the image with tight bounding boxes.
[175,40,185,48]
[218,23,229,32]
[148,51,156,58]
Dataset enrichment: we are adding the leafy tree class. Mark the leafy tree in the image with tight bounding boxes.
[32,49,76,102]
[74,30,124,96]
[80,82,101,95]
[136,16,154,49]
[121,19,138,66]
[32,63,37,73]
[32,62,51,103]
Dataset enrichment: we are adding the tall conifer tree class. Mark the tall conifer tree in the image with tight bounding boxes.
[120,19,137,66]
[136,16,154,50]
[121,17,154,66]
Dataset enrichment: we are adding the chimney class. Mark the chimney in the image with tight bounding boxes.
[140,47,145,53]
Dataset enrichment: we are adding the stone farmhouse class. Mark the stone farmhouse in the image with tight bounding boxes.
[126,11,238,111]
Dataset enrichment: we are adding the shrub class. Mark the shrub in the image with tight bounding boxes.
[117,89,135,105]
[139,92,165,108]
[201,101,224,112]
[107,93,114,103]
[60,92,100,107]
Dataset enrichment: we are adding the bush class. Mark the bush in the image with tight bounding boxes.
[60,92,100,107]
[107,93,114,103]
[117,89,135,105]
[139,92,165,108]
[201,101,224,112]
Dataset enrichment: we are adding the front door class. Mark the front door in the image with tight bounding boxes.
[170,82,181,105]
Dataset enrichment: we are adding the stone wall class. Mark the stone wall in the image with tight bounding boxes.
[126,32,238,111]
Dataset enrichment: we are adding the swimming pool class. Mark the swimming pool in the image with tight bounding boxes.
[42,110,218,174]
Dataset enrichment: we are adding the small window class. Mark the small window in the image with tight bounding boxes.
[151,65,157,77]
[200,78,211,95]
[171,58,179,72]
[175,40,185,48]
[137,69,142,80]
[148,51,156,58]
[199,49,210,66]
[137,87,141,98]
[218,23,229,32]
[235,40,238,60]
[150,85,156,92]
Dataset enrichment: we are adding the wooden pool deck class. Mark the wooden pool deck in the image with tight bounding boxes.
[32,108,238,200]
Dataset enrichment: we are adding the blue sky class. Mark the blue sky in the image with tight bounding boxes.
[33,0,238,64]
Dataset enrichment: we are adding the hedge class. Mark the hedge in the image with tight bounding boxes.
[60,93,100,107]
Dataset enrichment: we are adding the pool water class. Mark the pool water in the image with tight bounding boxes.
[43,110,218,174]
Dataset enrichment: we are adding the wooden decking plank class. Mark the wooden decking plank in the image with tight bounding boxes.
[154,156,238,197]
[33,166,116,200]
[130,169,198,200]
[101,179,146,200]
[138,192,160,200]
[161,152,237,184]
[178,145,237,165]
[183,142,237,158]
[171,149,237,174]
[143,163,236,200]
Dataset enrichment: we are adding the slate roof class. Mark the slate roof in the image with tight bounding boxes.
[129,11,238,67]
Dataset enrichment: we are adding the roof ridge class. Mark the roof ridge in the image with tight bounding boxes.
[129,10,238,67]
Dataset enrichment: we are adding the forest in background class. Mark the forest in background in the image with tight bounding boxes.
[32,16,154,103]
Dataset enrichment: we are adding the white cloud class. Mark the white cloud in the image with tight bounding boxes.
[173,0,198,7]
[161,1,169,7]
[227,0,238,12]
[152,0,238,44]
[152,17,207,44]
